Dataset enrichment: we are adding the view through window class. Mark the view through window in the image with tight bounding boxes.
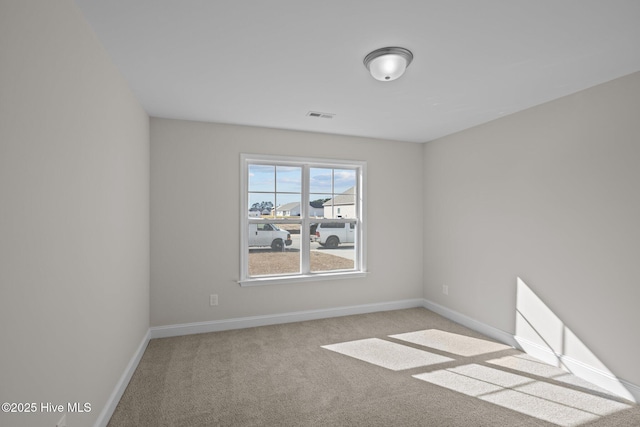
[241,155,365,284]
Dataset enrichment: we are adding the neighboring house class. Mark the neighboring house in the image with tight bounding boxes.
[273,202,324,217]
[249,206,273,217]
[309,206,324,217]
[308,204,324,217]
[323,186,356,219]
[275,202,301,217]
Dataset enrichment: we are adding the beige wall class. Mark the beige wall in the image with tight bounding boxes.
[423,72,640,387]
[150,118,423,326]
[0,2,149,426]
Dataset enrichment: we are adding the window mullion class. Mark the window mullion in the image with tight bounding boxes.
[301,164,310,275]
[273,167,277,218]
[355,169,361,270]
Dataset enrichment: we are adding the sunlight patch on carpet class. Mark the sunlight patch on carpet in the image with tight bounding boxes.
[413,364,631,427]
[487,354,622,397]
[514,381,631,416]
[443,363,533,388]
[553,373,621,396]
[322,338,453,371]
[389,329,512,356]
[481,388,599,426]
[487,354,568,378]
[413,369,505,396]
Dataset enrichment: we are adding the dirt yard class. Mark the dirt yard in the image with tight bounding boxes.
[249,251,353,276]
[275,223,301,233]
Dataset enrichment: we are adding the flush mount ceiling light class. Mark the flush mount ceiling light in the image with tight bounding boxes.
[364,47,413,82]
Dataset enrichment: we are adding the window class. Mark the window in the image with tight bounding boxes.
[240,154,366,285]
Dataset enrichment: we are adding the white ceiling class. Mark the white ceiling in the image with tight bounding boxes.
[75,1,640,143]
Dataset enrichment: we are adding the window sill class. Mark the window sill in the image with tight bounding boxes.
[238,271,368,287]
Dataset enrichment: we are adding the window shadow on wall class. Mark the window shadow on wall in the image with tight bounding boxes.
[515,277,636,403]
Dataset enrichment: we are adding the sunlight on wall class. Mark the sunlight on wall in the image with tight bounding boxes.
[515,277,635,402]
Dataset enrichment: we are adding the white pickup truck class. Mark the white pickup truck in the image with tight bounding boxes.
[248,223,292,251]
[315,222,355,248]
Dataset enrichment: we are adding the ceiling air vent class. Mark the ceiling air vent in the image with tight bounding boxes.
[307,111,335,119]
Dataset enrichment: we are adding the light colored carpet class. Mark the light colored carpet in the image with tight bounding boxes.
[322,338,454,370]
[107,308,639,426]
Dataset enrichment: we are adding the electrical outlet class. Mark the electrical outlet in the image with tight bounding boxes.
[56,414,67,427]
[210,294,218,306]
[442,285,449,295]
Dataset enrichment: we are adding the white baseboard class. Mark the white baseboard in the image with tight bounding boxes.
[422,298,640,403]
[149,298,425,339]
[94,330,150,427]
[421,299,520,349]
[515,336,640,403]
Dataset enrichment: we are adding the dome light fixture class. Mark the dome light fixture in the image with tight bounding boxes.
[364,47,413,82]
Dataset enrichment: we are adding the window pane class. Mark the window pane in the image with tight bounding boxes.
[336,188,356,218]
[311,221,356,272]
[334,169,357,194]
[274,194,301,217]
[310,194,332,218]
[321,191,356,219]
[243,155,364,284]
[248,223,300,276]
[310,168,333,193]
[249,193,275,217]
[276,166,301,193]
[249,165,275,192]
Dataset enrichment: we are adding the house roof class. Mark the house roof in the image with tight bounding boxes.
[276,202,300,211]
[324,187,356,207]
[275,202,325,211]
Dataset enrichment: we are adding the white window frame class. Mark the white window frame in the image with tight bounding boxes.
[240,153,367,286]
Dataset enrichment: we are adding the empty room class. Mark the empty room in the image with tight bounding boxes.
[1,1,639,426]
